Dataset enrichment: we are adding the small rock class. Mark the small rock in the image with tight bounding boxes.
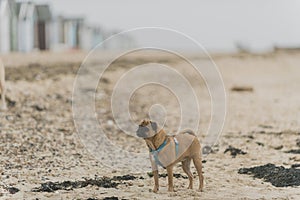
[231,86,253,92]
[273,145,283,150]
[127,182,133,186]
[258,124,273,129]
[107,120,114,126]
[296,139,300,147]
[7,187,19,194]
[256,142,264,146]
[224,146,247,158]
[5,115,14,121]
[202,146,212,155]
[247,135,254,139]
[32,104,46,111]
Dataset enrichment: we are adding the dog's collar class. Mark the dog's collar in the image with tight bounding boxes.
[149,138,168,153]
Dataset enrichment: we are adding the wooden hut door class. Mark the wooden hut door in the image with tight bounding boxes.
[38,22,46,50]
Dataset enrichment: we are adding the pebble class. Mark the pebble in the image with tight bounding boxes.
[107,120,114,126]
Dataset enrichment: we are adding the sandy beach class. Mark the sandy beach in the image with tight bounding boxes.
[1,50,300,200]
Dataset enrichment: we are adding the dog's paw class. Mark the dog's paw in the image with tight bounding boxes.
[152,187,159,193]
[0,105,7,111]
[168,188,176,192]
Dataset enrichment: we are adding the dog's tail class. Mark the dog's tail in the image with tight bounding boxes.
[183,129,196,136]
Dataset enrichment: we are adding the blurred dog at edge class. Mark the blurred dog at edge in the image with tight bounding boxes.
[136,119,204,193]
[0,62,7,110]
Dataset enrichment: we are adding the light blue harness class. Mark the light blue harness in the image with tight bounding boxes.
[149,137,179,168]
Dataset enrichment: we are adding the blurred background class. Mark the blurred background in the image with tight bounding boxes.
[1,0,300,54]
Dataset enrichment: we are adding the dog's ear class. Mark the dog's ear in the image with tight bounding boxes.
[150,121,158,132]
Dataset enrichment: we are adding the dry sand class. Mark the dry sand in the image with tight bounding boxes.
[0,50,300,199]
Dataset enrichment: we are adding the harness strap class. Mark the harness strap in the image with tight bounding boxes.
[149,139,168,168]
[152,151,165,168]
[174,137,179,157]
[149,137,179,168]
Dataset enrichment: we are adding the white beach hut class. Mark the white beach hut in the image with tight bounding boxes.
[17,1,37,52]
[79,24,93,51]
[80,25,103,51]
[91,27,103,49]
[0,0,18,53]
[103,30,135,50]
[51,15,66,51]
[63,17,84,49]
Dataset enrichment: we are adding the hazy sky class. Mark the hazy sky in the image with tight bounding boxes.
[23,0,300,52]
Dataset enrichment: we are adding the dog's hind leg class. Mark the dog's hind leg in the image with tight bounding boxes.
[192,154,204,191]
[166,165,175,192]
[182,158,193,189]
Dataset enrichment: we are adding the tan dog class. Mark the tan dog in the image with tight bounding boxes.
[136,120,204,192]
[0,62,7,110]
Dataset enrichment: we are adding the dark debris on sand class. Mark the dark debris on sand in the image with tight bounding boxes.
[231,86,253,92]
[285,149,300,154]
[224,146,247,158]
[87,198,123,200]
[297,139,300,147]
[256,130,300,136]
[291,164,300,168]
[112,175,137,181]
[6,186,20,194]
[147,172,188,179]
[238,163,300,187]
[284,138,300,154]
[102,197,119,200]
[32,175,138,193]
[102,197,128,200]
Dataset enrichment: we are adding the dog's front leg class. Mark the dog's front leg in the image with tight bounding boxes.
[150,153,159,192]
[0,85,6,110]
[152,170,159,193]
[166,165,175,192]
[0,65,6,110]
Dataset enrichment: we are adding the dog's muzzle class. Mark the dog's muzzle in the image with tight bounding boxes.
[136,126,150,138]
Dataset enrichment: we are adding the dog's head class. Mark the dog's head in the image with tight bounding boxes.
[136,119,158,138]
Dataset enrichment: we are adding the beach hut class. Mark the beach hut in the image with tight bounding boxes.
[35,4,51,50]
[80,25,103,51]
[92,27,103,49]
[52,16,87,51]
[17,1,37,52]
[103,30,135,50]
[79,25,93,51]
[51,15,65,51]
[0,0,18,53]
[63,17,84,49]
